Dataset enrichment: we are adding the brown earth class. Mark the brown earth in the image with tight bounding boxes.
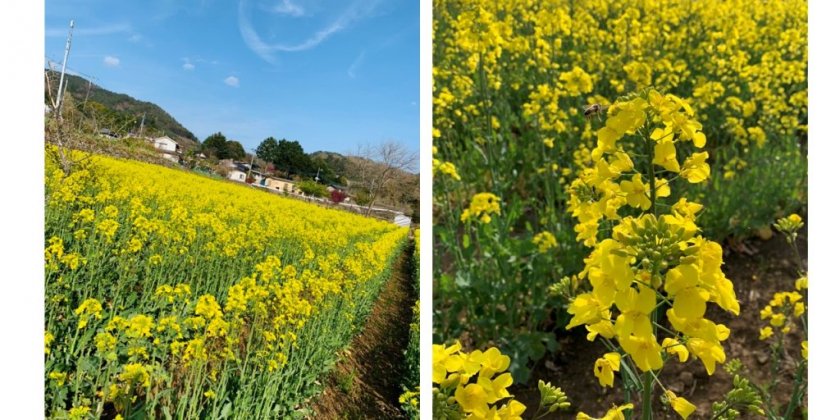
[511,224,808,419]
[309,246,416,420]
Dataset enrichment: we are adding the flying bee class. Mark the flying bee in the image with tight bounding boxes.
[584,103,605,120]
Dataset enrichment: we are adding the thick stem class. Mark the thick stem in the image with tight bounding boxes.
[642,370,654,420]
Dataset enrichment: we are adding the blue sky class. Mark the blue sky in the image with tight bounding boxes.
[45,0,419,158]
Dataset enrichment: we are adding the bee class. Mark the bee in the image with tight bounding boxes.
[584,103,605,120]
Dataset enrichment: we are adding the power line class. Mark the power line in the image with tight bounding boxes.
[45,56,98,83]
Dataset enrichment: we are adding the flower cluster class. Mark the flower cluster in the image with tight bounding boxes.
[564,91,736,419]
[460,193,501,224]
[758,291,805,340]
[433,341,526,419]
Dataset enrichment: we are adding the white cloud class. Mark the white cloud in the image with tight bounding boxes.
[103,56,121,67]
[347,51,365,78]
[239,0,385,62]
[183,62,195,70]
[128,34,143,43]
[272,0,304,16]
[224,76,240,87]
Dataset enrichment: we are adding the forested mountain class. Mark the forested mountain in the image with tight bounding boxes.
[44,69,197,143]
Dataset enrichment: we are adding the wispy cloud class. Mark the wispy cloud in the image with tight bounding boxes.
[239,0,385,62]
[347,50,365,78]
[271,0,305,17]
[103,56,121,67]
[183,62,195,71]
[224,76,240,87]
[46,23,132,37]
[128,34,143,43]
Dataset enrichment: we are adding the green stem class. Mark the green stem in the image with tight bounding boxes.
[783,359,807,419]
[642,370,654,420]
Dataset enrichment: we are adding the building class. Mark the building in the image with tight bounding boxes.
[394,213,412,227]
[151,136,181,164]
[152,136,180,153]
[227,162,265,184]
[262,177,300,194]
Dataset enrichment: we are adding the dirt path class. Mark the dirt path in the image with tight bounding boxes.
[310,244,416,419]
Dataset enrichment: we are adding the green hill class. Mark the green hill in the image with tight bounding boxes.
[44,69,198,143]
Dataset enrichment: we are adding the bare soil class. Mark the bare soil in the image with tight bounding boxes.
[309,246,417,419]
[511,224,808,419]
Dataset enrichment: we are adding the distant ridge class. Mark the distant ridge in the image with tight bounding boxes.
[45,69,198,144]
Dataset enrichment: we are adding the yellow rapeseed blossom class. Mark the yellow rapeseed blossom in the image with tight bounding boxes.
[461,193,501,224]
[532,231,558,253]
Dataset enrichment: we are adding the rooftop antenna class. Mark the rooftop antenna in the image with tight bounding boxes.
[55,19,75,117]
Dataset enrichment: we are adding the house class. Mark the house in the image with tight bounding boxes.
[152,136,180,154]
[151,136,181,165]
[394,213,412,227]
[228,168,248,182]
[262,176,300,194]
[227,162,265,184]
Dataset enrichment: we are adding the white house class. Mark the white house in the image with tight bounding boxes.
[152,136,180,153]
[394,214,412,227]
[228,169,248,182]
[227,162,265,184]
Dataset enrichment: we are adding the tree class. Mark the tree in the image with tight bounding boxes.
[256,137,279,165]
[203,132,228,159]
[330,189,348,204]
[298,180,328,198]
[256,137,313,178]
[225,140,246,160]
[346,141,418,216]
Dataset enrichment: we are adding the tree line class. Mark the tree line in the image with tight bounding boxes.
[200,133,418,220]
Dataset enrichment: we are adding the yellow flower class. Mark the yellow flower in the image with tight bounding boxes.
[68,406,91,420]
[126,314,154,339]
[74,298,103,329]
[48,371,67,386]
[45,331,55,355]
[593,352,621,387]
[479,347,511,375]
[620,335,662,372]
[665,390,697,419]
[577,403,633,420]
[801,341,808,360]
[461,193,501,224]
[195,294,223,319]
[455,383,489,413]
[119,363,151,388]
[662,338,689,363]
[680,152,710,183]
[759,327,773,340]
[532,231,558,253]
[652,137,680,173]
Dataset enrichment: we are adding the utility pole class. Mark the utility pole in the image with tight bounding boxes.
[139,112,146,137]
[55,20,75,117]
[246,149,256,183]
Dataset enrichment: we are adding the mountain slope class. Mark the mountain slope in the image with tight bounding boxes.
[44,70,198,143]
